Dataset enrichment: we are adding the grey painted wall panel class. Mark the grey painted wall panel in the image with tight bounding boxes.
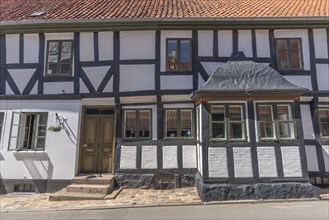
[208,147,228,178]
[281,146,302,177]
[305,145,319,172]
[120,64,155,92]
[160,75,193,90]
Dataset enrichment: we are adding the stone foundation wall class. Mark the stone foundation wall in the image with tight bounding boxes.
[114,172,196,189]
[195,173,319,202]
[0,179,71,194]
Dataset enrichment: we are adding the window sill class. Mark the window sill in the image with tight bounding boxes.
[12,150,46,154]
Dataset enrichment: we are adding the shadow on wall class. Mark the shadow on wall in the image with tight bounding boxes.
[53,113,78,147]
[14,152,53,180]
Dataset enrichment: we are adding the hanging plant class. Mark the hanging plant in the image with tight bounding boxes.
[48,124,62,132]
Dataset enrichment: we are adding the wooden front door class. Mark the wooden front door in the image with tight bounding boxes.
[80,109,115,173]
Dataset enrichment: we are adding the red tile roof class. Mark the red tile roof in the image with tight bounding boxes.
[1,0,328,22]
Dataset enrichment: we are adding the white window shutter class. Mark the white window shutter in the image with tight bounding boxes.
[8,112,21,151]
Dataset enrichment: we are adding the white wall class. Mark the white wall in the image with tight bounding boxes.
[120,31,155,60]
[0,100,80,180]
[120,64,155,92]
[283,75,313,90]
[141,145,157,169]
[98,32,113,60]
[44,82,74,94]
[305,145,319,172]
[255,30,270,57]
[80,32,94,61]
[24,34,39,63]
[281,146,302,177]
[218,30,232,57]
[300,104,315,140]
[161,75,193,90]
[7,69,36,94]
[208,147,228,178]
[5,34,19,64]
[316,64,329,91]
[120,145,137,169]
[257,147,278,177]
[233,147,253,177]
[238,30,252,57]
[198,30,213,57]
[313,29,328,58]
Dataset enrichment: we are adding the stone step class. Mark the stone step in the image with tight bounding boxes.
[72,174,114,185]
[49,189,106,201]
[66,184,112,194]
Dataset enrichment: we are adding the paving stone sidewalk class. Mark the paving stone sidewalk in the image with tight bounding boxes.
[0,188,202,213]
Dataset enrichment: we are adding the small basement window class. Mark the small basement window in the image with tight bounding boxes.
[14,183,35,193]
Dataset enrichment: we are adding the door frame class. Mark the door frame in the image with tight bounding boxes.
[78,106,117,174]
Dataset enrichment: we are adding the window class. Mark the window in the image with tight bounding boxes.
[46,40,73,76]
[0,113,4,141]
[210,104,246,141]
[256,104,295,140]
[166,39,191,71]
[123,110,151,139]
[165,109,193,138]
[9,112,48,151]
[319,108,329,138]
[276,38,303,70]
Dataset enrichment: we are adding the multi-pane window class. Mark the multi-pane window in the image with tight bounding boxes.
[167,39,192,71]
[46,40,73,76]
[0,113,4,141]
[257,104,295,140]
[9,112,48,151]
[210,105,246,141]
[165,109,193,138]
[276,38,303,70]
[123,110,151,139]
[319,108,329,138]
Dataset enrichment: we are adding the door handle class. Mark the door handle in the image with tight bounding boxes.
[83,144,88,147]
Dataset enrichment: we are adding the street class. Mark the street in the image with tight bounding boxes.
[1,200,328,220]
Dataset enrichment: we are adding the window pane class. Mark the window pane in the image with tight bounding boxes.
[168,40,178,70]
[139,110,150,138]
[212,106,225,121]
[259,122,274,138]
[37,126,47,137]
[180,40,191,70]
[60,63,71,75]
[258,105,273,121]
[277,105,291,120]
[124,111,136,138]
[277,40,288,69]
[290,39,302,69]
[229,106,242,121]
[181,110,192,137]
[38,114,48,125]
[166,110,177,137]
[61,42,72,53]
[319,109,329,137]
[35,138,45,149]
[278,121,293,138]
[48,42,59,55]
[230,122,243,139]
[212,123,225,139]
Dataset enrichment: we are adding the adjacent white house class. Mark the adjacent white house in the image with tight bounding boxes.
[0,0,328,201]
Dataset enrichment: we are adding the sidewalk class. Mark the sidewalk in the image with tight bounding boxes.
[0,188,201,212]
[1,187,327,213]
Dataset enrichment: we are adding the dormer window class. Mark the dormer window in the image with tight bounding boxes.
[46,40,73,76]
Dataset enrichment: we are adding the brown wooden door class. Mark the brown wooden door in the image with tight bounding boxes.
[81,112,114,173]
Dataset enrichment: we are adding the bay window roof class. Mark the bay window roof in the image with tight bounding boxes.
[192,60,308,99]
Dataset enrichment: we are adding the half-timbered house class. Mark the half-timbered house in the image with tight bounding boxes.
[0,0,328,201]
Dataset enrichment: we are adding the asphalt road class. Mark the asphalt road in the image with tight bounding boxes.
[1,200,329,220]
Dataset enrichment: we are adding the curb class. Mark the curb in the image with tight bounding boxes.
[0,197,322,213]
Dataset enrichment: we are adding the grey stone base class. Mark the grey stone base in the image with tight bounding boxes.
[0,179,71,194]
[195,173,319,202]
[114,172,196,189]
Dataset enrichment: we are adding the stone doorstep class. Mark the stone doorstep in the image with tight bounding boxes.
[66,184,112,194]
[49,189,106,201]
[72,174,114,185]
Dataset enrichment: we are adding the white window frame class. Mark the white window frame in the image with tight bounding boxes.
[8,112,48,151]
